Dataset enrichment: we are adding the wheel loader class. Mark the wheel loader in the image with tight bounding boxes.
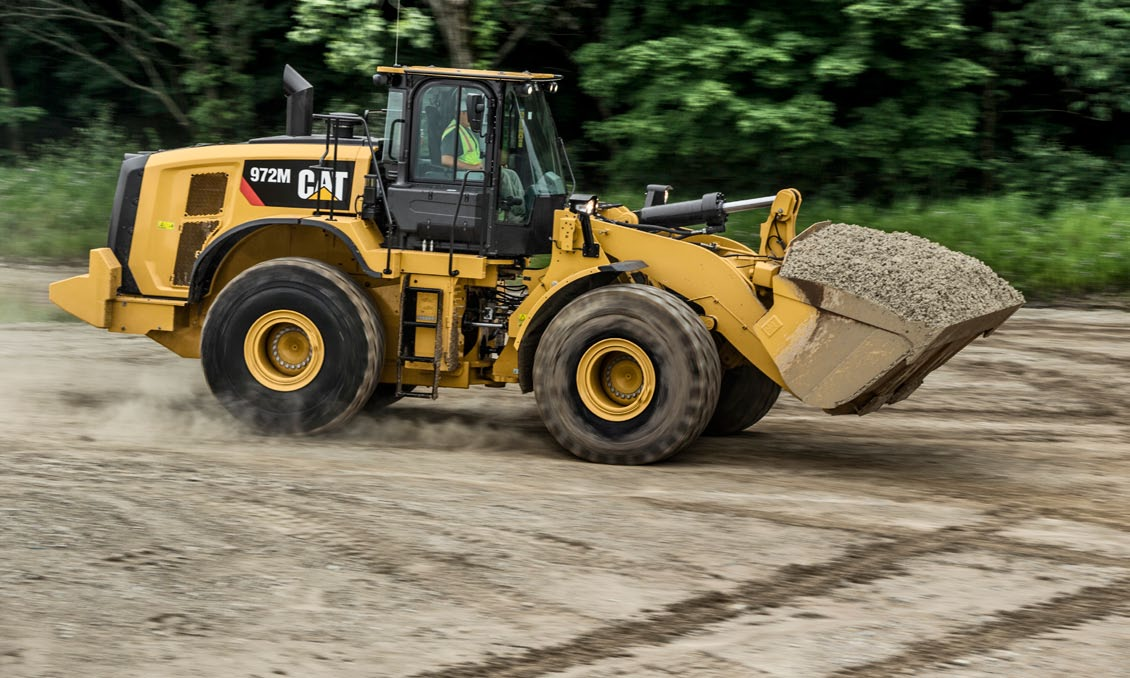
[50,65,1023,464]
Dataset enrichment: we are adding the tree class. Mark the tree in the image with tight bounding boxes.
[471,0,596,69]
[0,0,293,141]
[426,0,473,67]
[0,36,45,152]
[575,0,989,200]
[288,0,434,75]
[980,0,1130,198]
[166,0,292,140]
[0,0,193,128]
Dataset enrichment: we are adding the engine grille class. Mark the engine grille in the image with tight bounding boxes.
[185,172,228,216]
[172,220,220,286]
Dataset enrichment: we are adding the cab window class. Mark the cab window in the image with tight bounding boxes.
[412,83,488,183]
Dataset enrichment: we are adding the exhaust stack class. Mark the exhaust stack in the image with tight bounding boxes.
[283,64,313,137]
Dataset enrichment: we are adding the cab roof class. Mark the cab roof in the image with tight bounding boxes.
[377,65,561,82]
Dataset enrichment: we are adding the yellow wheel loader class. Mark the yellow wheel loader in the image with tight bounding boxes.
[50,65,1023,464]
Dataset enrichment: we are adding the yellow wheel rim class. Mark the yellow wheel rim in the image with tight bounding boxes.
[243,310,325,391]
[576,338,655,422]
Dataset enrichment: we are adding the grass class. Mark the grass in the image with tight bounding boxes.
[794,196,1130,299]
[0,110,129,260]
[0,160,119,259]
[2,147,1126,299]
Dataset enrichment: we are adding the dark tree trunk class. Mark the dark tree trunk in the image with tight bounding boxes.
[0,40,22,153]
[976,0,999,193]
[425,0,474,68]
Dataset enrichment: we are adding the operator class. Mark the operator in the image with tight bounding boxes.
[441,99,483,172]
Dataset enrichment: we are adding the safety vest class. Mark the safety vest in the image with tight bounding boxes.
[443,121,482,166]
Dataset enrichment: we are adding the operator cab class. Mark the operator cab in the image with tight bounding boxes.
[376,66,567,257]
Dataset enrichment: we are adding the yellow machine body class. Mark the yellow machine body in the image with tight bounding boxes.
[51,165,1015,414]
[51,63,1021,464]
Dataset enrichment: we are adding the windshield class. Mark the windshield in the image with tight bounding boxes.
[501,84,565,197]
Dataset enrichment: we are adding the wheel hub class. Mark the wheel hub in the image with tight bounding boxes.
[244,310,325,391]
[577,339,655,421]
[603,355,644,402]
[269,325,313,373]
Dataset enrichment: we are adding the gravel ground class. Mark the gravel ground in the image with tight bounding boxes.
[1,264,1128,678]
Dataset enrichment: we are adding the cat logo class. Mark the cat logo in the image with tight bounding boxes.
[241,160,352,209]
[298,169,350,202]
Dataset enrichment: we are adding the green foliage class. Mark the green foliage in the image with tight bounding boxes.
[1,0,1128,297]
[576,0,989,198]
[289,0,433,75]
[0,88,44,126]
[978,0,1130,202]
[2,0,297,143]
[164,0,285,140]
[470,0,595,69]
[0,109,128,258]
[993,0,1130,122]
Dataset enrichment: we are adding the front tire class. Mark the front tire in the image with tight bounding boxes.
[201,257,383,434]
[534,285,721,464]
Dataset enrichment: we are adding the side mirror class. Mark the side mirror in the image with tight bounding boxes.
[467,92,486,134]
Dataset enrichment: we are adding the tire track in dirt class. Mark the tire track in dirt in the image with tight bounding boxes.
[996,343,1130,369]
[903,358,1127,418]
[221,486,729,614]
[412,523,1003,678]
[737,432,1127,525]
[991,317,1128,341]
[493,525,725,582]
[675,446,1130,533]
[219,493,586,618]
[635,497,1130,570]
[831,577,1130,677]
[953,534,1130,570]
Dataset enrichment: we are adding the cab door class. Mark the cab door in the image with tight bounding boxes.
[385,81,494,252]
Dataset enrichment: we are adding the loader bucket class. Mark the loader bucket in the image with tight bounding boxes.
[754,222,1024,415]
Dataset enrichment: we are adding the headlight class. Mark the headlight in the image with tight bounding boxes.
[569,194,599,215]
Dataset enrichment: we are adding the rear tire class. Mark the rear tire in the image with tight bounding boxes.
[703,363,781,436]
[534,285,721,464]
[201,257,383,434]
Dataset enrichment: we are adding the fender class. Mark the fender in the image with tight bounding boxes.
[595,221,785,386]
[510,260,647,349]
[509,260,646,392]
[187,217,383,302]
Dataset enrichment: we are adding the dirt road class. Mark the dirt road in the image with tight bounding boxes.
[1,264,1128,677]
